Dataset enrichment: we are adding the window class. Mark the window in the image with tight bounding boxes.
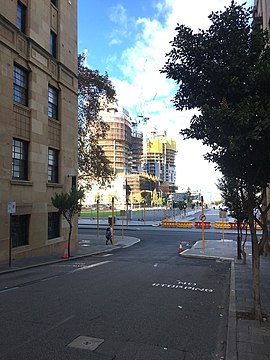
[12,138,28,180]
[51,0,57,6]
[48,212,60,239]
[48,148,59,183]
[16,1,26,33]
[48,86,58,119]
[11,215,29,248]
[50,31,57,58]
[13,65,28,106]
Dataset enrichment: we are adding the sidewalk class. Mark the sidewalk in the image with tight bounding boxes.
[0,219,269,359]
[0,234,140,275]
[181,240,270,360]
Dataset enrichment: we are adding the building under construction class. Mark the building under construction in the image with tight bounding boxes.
[90,106,177,207]
[98,104,144,176]
[146,132,177,185]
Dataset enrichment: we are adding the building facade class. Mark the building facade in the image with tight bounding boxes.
[0,0,78,261]
[98,105,133,175]
[146,134,177,184]
[254,0,270,29]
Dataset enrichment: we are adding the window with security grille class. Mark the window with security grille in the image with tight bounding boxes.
[51,0,57,6]
[48,212,60,239]
[50,31,57,58]
[17,1,27,33]
[48,86,58,119]
[11,214,29,248]
[13,65,28,106]
[48,148,59,183]
[12,138,28,180]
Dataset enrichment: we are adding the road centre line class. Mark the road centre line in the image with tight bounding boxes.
[0,286,19,294]
[73,260,111,272]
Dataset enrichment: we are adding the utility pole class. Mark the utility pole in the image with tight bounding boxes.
[112,197,115,246]
[201,196,205,249]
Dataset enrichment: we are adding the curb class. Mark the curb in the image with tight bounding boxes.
[180,251,234,262]
[0,238,141,276]
[226,262,237,359]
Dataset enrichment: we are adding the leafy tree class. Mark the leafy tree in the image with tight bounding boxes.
[145,193,151,206]
[51,187,85,257]
[217,176,249,260]
[134,192,143,205]
[161,1,270,320]
[177,200,187,211]
[157,197,163,207]
[152,189,159,206]
[78,54,116,189]
[183,188,192,207]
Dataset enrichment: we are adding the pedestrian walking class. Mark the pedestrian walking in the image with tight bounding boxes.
[105,226,112,245]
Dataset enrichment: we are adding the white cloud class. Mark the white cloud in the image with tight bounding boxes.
[108,0,254,199]
[108,4,131,46]
[109,4,128,26]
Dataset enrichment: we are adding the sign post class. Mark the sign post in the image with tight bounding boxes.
[219,210,227,242]
[222,211,225,242]
[144,202,146,224]
[111,197,115,246]
[8,202,16,267]
[96,199,99,238]
[126,200,129,228]
[122,208,124,239]
[201,197,205,249]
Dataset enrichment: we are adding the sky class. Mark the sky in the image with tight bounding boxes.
[78,0,253,203]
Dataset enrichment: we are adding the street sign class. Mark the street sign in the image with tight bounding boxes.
[8,202,16,214]
[200,214,206,221]
[219,210,227,219]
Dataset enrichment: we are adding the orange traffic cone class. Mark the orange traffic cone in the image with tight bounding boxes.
[63,244,69,259]
[178,242,183,254]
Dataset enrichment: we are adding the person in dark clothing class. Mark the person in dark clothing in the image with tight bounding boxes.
[105,226,112,245]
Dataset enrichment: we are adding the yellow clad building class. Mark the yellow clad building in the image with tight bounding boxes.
[146,136,177,184]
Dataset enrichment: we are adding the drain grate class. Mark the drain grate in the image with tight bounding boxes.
[68,336,104,351]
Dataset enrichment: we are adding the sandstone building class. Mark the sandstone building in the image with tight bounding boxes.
[0,0,78,261]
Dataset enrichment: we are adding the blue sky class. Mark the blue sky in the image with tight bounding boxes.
[78,0,169,78]
[78,0,253,201]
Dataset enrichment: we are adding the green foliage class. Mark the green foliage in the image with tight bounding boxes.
[161,0,270,319]
[78,54,116,189]
[217,176,248,222]
[183,188,192,207]
[161,1,270,187]
[51,187,85,226]
[51,187,85,257]
[177,200,187,211]
[152,189,159,206]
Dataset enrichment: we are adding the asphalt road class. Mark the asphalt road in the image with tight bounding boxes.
[0,228,231,360]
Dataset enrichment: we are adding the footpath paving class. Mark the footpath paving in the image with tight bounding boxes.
[181,240,270,360]
[0,216,269,359]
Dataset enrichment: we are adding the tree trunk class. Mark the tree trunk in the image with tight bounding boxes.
[68,224,72,257]
[237,221,242,260]
[248,187,262,321]
[258,186,270,256]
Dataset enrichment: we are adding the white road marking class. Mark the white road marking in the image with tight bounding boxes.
[41,275,59,282]
[152,281,214,293]
[73,261,111,272]
[0,286,19,294]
